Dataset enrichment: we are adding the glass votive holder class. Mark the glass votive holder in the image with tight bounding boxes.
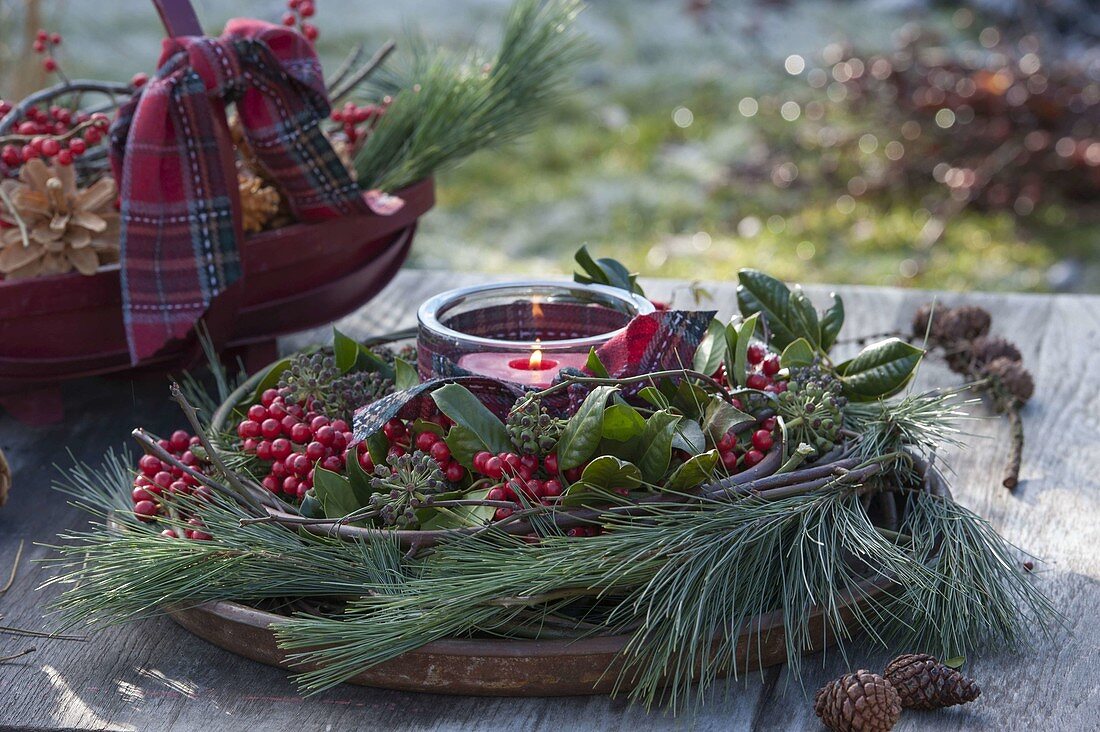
[416,280,655,388]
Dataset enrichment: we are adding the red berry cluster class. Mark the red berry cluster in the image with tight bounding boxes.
[716,417,777,473]
[744,344,787,394]
[470,450,565,521]
[330,101,385,147]
[131,430,214,539]
[238,388,354,501]
[281,0,319,42]
[31,28,62,73]
[0,106,108,169]
[359,417,467,483]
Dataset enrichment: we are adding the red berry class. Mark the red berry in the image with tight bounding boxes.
[271,438,292,460]
[255,440,273,461]
[238,420,261,439]
[762,355,780,376]
[82,127,102,144]
[721,450,739,470]
[315,425,336,446]
[429,442,451,463]
[56,149,72,166]
[331,419,349,433]
[170,430,190,451]
[746,373,769,390]
[310,415,330,431]
[322,455,343,472]
[138,453,162,477]
[282,11,297,25]
[50,32,61,45]
[485,456,504,480]
[542,479,563,497]
[382,418,406,440]
[473,451,492,474]
[290,422,312,444]
[717,432,735,452]
[445,463,465,482]
[130,72,149,88]
[298,1,315,17]
[260,388,279,407]
[567,527,586,537]
[301,22,318,40]
[762,417,777,431]
[332,432,348,452]
[261,418,281,439]
[133,500,158,520]
[243,438,259,454]
[543,453,559,474]
[33,40,45,54]
[563,466,583,483]
[39,138,60,156]
[270,460,288,479]
[357,450,374,472]
[43,57,57,72]
[305,441,326,462]
[415,431,439,451]
[486,487,506,502]
[494,507,513,521]
[16,121,37,135]
[388,445,406,459]
[168,480,189,495]
[747,343,765,365]
[132,487,154,503]
[153,471,173,488]
[36,29,48,42]
[1,145,20,167]
[21,144,37,162]
[288,453,310,476]
[283,476,300,495]
[161,529,178,539]
[247,404,267,422]
[752,429,774,452]
[262,476,280,493]
[743,449,764,467]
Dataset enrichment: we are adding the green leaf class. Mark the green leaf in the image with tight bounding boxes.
[573,455,641,491]
[345,446,376,505]
[638,410,681,482]
[602,403,646,442]
[788,286,821,348]
[365,432,389,467]
[819,292,845,351]
[638,386,670,410]
[663,450,719,492]
[574,245,610,286]
[672,418,706,455]
[394,358,419,390]
[444,424,487,470]
[701,396,753,443]
[313,467,362,519]
[251,357,292,406]
[780,338,816,368]
[737,269,798,348]
[586,347,610,378]
[411,419,445,437]
[838,338,924,401]
[431,384,512,453]
[692,318,727,376]
[733,313,759,388]
[723,322,738,389]
[556,385,618,470]
[573,247,642,294]
[944,656,966,669]
[419,487,495,529]
[298,489,325,519]
[333,328,394,379]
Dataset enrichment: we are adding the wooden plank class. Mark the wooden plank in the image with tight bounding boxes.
[0,270,1097,730]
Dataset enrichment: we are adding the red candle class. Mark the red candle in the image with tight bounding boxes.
[457,345,588,388]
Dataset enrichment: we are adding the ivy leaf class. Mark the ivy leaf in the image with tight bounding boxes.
[692,318,727,376]
[431,384,512,453]
[701,396,753,443]
[572,456,642,491]
[733,313,759,388]
[789,285,821,348]
[345,445,376,505]
[638,410,680,483]
[663,450,719,492]
[602,403,646,442]
[333,328,394,379]
[313,467,362,519]
[638,386,670,410]
[251,357,292,406]
[394,358,419,390]
[420,487,495,529]
[445,424,489,469]
[780,338,815,368]
[586,347,610,378]
[737,269,798,348]
[556,385,618,470]
[672,418,707,455]
[819,292,845,351]
[573,246,643,294]
[838,338,924,401]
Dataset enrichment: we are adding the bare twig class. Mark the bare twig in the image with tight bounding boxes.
[1002,407,1024,491]
[0,646,35,663]
[0,539,24,597]
[330,40,397,104]
[0,625,86,641]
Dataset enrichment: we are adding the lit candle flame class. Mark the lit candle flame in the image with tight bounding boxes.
[529,338,543,370]
[531,298,544,319]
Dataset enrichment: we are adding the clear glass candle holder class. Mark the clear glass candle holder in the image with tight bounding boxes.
[417,280,655,388]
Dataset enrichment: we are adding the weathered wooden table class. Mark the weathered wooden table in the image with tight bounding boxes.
[1,270,1097,731]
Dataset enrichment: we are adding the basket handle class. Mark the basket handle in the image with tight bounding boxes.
[143,0,246,367]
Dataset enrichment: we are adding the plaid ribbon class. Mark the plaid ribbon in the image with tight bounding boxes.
[109,19,370,364]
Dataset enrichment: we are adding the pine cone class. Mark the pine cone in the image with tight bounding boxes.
[982,357,1034,404]
[814,670,902,732]
[911,302,947,340]
[884,654,981,710]
[938,305,991,342]
[969,335,1022,368]
[238,173,281,233]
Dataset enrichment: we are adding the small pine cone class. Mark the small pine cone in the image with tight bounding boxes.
[884,654,981,710]
[969,335,1022,368]
[982,357,1035,404]
[938,305,992,342]
[911,303,948,341]
[814,670,902,732]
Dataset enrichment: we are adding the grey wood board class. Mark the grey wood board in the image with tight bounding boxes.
[1,269,1097,731]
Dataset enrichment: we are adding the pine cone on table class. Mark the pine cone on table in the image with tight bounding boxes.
[884,653,981,710]
[982,357,1035,405]
[814,670,902,732]
[969,335,1023,368]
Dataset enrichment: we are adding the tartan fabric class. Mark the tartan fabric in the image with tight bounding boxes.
[109,19,370,364]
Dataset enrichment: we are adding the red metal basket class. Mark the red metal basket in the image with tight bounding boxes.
[0,0,434,424]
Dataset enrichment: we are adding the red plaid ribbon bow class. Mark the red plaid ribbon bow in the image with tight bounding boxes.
[110,19,370,364]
